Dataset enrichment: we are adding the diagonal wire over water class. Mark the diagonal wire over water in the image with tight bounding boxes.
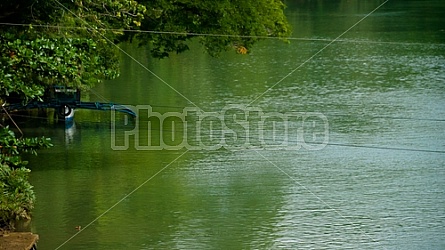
[1,22,444,47]
[247,0,391,107]
[246,0,391,248]
[49,0,198,248]
[54,150,189,250]
[50,1,201,111]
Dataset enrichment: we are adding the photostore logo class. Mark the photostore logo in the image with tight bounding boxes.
[111,105,329,151]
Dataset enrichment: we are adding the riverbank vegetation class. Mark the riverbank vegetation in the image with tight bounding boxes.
[0,127,52,230]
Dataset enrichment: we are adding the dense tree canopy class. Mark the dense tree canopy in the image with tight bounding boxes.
[0,0,290,101]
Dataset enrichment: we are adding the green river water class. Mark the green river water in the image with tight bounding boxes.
[18,0,445,249]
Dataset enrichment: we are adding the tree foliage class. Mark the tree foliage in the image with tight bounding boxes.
[0,127,52,230]
[135,0,291,57]
[0,0,147,101]
[0,126,53,168]
[0,35,119,101]
[0,0,290,101]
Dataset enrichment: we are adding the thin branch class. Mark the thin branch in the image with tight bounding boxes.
[1,105,23,139]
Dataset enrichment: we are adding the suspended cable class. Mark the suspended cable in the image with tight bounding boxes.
[0,22,443,47]
[88,88,111,103]
[4,111,444,154]
[4,106,445,123]
[320,142,445,154]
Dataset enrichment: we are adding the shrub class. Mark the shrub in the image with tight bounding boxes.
[0,126,52,230]
[0,164,35,230]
